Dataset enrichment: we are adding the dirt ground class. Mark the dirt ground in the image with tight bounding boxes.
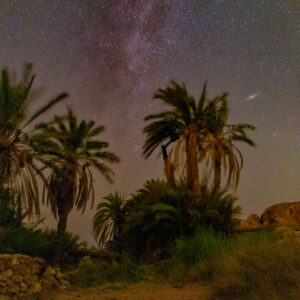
[49,283,211,300]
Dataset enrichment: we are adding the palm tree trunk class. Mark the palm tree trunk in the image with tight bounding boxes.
[162,145,175,186]
[54,210,69,264]
[214,159,221,190]
[186,127,200,197]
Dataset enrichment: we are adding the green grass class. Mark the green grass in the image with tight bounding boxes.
[76,257,146,287]
[166,228,300,299]
[73,228,300,299]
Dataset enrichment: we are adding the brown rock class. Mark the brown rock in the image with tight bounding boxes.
[246,214,260,225]
[20,282,28,292]
[11,275,23,282]
[261,202,300,226]
[0,269,13,281]
[0,254,65,298]
[236,214,261,232]
[6,284,19,294]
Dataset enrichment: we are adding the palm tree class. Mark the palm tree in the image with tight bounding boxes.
[201,123,256,190]
[0,63,68,217]
[196,94,255,189]
[118,179,191,260]
[92,192,126,248]
[31,109,120,262]
[143,82,224,196]
[197,179,242,234]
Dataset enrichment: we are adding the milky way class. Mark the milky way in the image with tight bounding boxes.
[0,0,299,243]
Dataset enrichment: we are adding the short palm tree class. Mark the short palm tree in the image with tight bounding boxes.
[197,94,255,189]
[31,109,120,262]
[118,179,189,260]
[92,192,126,248]
[143,82,225,196]
[197,180,242,233]
[0,63,68,216]
[201,123,256,189]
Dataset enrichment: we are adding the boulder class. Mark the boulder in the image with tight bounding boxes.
[236,214,261,232]
[261,202,300,226]
[246,214,260,225]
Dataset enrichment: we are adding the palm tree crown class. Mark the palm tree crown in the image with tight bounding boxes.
[32,108,120,217]
[143,81,255,192]
[93,192,126,247]
[0,63,67,216]
[143,81,226,195]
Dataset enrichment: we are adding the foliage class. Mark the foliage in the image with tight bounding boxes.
[0,63,68,217]
[0,188,24,228]
[167,229,269,280]
[197,180,242,234]
[109,179,240,261]
[73,229,299,300]
[76,257,145,287]
[32,108,120,217]
[200,118,255,189]
[115,180,193,260]
[143,81,255,192]
[0,189,89,267]
[211,234,300,300]
[143,82,223,194]
[93,192,127,248]
[31,108,120,262]
[164,229,300,299]
[0,223,88,267]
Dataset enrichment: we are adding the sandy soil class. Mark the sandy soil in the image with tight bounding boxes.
[49,283,211,300]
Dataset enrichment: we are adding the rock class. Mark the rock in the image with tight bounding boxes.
[0,254,69,298]
[11,275,23,282]
[43,266,56,277]
[19,282,27,292]
[261,202,300,226]
[246,214,260,225]
[0,269,14,281]
[236,214,261,232]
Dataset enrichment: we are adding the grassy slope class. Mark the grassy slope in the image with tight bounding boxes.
[72,229,300,300]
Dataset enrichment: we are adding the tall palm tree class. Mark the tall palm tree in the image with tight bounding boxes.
[31,109,120,262]
[92,192,126,248]
[0,63,68,217]
[143,81,224,196]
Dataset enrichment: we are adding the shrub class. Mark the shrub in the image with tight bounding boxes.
[0,225,86,265]
[166,229,300,299]
[115,179,241,261]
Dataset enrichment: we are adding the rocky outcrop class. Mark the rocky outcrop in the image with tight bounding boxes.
[261,202,300,226]
[236,214,261,232]
[236,202,300,232]
[0,254,70,299]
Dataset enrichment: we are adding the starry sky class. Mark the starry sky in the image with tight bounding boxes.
[0,0,299,243]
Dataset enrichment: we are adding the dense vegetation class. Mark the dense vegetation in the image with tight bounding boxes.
[76,229,300,299]
[0,65,298,299]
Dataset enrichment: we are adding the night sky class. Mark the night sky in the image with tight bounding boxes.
[0,0,299,243]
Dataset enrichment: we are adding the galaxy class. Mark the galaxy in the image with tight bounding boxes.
[0,0,299,243]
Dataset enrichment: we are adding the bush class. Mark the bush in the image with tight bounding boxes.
[230,239,300,299]
[167,228,235,282]
[0,225,87,266]
[115,179,241,261]
[166,229,300,299]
